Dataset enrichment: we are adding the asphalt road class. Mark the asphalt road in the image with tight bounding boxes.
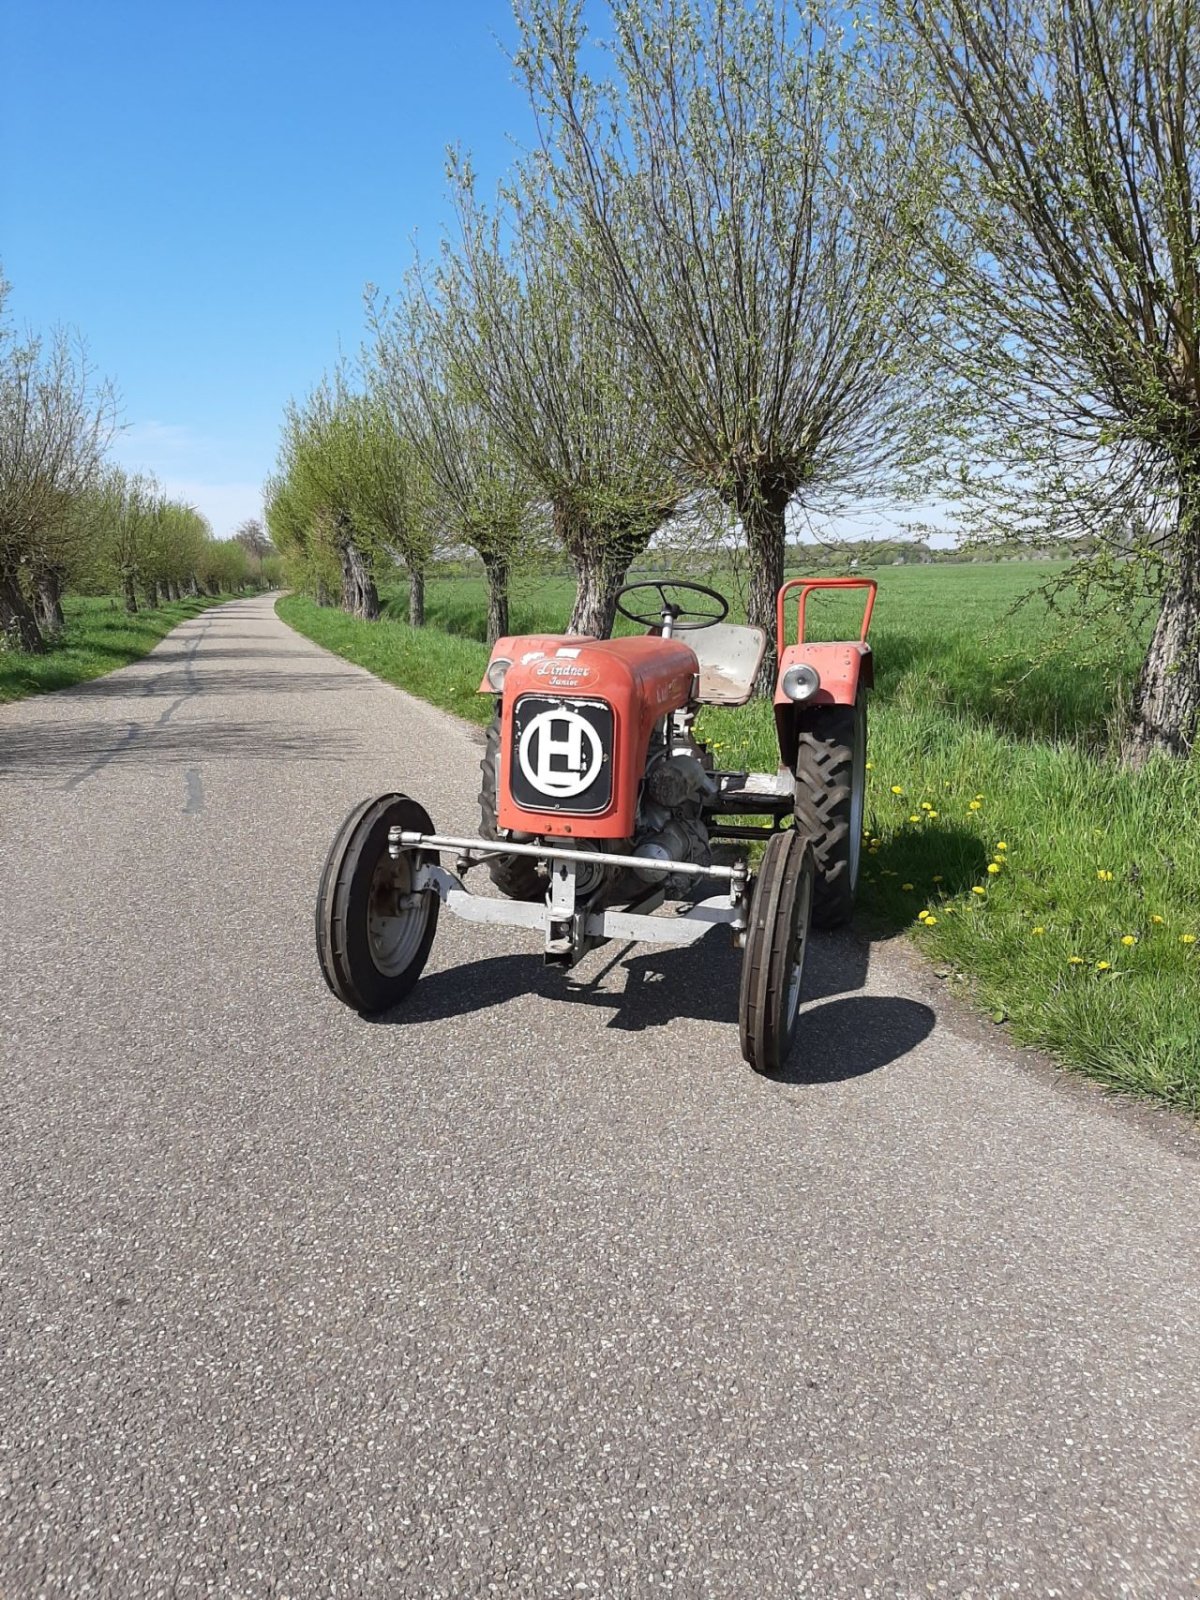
[2,595,1198,1599]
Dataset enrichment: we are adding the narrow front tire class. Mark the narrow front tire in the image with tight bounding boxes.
[315,793,440,1014]
[739,830,814,1076]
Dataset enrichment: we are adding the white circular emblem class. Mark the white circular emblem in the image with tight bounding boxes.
[518,708,603,798]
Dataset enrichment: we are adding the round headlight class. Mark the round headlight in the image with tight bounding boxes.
[486,656,512,692]
[781,662,821,702]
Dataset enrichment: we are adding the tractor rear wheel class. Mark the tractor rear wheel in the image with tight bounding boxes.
[792,694,866,929]
[479,713,543,901]
[739,829,814,1076]
[316,793,440,1014]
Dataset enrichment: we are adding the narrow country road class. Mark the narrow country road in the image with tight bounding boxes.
[2,594,1198,1599]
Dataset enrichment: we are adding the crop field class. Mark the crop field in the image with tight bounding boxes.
[279,560,1199,1109]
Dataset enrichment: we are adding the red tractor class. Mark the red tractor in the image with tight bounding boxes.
[316,577,875,1074]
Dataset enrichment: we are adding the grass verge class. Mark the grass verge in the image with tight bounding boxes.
[0,594,233,705]
[277,592,495,727]
[278,586,1199,1112]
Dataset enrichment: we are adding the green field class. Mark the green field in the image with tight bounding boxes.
[278,562,1199,1110]
[0,593,231,704]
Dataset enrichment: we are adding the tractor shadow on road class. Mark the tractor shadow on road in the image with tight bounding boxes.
[392,925,935,1082]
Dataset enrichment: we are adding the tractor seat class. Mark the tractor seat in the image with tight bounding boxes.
[686,623,767,706]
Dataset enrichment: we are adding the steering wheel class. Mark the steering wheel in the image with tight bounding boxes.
[614,580,729,632]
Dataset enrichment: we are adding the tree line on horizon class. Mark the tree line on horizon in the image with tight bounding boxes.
[0,282,280,655]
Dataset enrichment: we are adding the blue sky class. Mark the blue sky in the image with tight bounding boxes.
[2,0,532,536]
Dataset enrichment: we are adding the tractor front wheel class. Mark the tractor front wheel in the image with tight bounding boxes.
[792,694,866,929]
[316,793,440,1014]
[739,830,814,1076]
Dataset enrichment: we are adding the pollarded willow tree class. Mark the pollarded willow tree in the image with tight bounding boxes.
[517,0,941,685]
[273,377,425,622]
[370,291,535,645]
[0,292,115,651]
[345,387,432,626]
[902,0,1200,762]
[436,156,684,639]
[264,471,338,604]
[277,381,381,619]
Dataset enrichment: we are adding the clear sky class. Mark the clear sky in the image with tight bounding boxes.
[2,0,532,537]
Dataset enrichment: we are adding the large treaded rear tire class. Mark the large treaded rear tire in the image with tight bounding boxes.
[792,695,866,930]
[479,713,543,902]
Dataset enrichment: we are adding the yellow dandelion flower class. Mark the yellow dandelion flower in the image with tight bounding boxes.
[902,882,914,891]
[908,814,920,824]
[932,875,943,883]
[1096,960,1112,971]
[919,909,933,920]
[968,800,982,811]
[1151,914,1165,924]
[866,761,874,770]
[1031,926,1045,936]
[995,841,1007,851]
[987,862,1001,875]
[891,784,904,795]
[1068,956,1085,965]
[1121,935,1137,947]
[972,886,986,896]
[1096,869,1114,881]
[927,810,939,819]
[920,802,933,811]
[925,916,938,926]
[1182,934,1197,945]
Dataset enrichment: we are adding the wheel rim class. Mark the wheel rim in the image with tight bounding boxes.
[366,851,430,977]
[847,705,866,892]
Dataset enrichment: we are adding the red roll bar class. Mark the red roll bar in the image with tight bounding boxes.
[776,576,877,654]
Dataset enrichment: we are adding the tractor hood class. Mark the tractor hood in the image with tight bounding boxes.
[482,634,700,839]
[480,634,698,707]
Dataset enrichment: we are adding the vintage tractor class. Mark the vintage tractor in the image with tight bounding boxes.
[316,577,875,1074]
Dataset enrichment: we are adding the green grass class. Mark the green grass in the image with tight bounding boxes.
[279,568,1200,1111]
[0,593,233,704]
[277,592,498,726]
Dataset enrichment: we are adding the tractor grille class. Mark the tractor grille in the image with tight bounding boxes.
[509,695,613,815]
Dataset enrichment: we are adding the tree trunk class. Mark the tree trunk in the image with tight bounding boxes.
[735,484,790,696]
[408,565,425,627]
[185,575,199,597]
[315,577,331,607]
[339,539,380,621]
[144,580,160,608]
[1122,488,1200,763]
[482,552,509,645]
[0,568,46,653]
[32,565,66,638]
[562,507,657,638]
[123,572,139,614]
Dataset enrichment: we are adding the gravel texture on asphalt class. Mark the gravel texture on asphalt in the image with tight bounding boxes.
[1,595,1198,1599]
